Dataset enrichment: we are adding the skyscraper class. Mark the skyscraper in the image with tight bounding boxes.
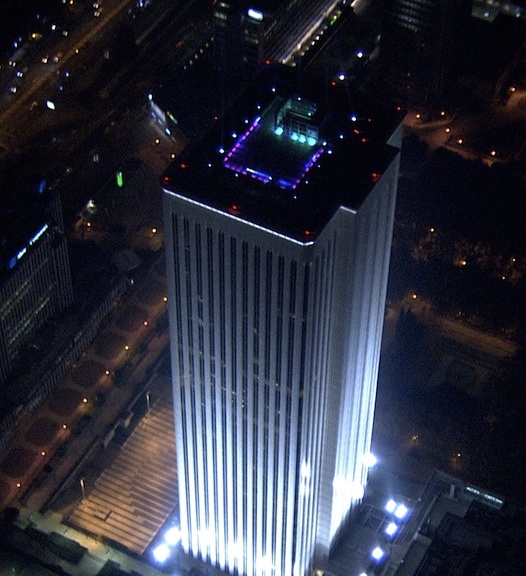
[163,75,402,575]
[213,0,340,70]
[0,185,72,386]
[378,0,472,108]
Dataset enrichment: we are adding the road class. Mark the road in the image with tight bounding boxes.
[0,0,207,188]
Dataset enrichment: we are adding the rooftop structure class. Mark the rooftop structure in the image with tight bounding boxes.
[162,72,402,242]
[326,469,524,576]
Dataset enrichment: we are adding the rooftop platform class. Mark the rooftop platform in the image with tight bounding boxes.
[162,66,403,242]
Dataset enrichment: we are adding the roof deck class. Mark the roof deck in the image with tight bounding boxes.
[162,70,402,242]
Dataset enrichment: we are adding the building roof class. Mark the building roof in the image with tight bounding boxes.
[162,67,402,242]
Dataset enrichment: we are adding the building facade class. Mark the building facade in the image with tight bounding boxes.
[378,0,472,109]
[0,188,73,386]
[213,0,340,70]
[163,78,401,575]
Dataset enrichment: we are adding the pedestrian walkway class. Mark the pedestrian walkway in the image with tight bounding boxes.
[68,394,177,554]
[0,255,168,512]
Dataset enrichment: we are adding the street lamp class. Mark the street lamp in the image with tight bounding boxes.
[80,477,86,500]
[146,391,151,414]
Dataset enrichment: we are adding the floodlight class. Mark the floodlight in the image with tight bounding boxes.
[395,503,409,520]
[164,526,181,545]
[153,543,171,563]
[384,521,399,537]
[363,452,377,467]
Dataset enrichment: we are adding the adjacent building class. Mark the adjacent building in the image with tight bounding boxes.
[0,183,73,386]
[163,70,402,576]
[213,0,341,71]
[377,0,472,109]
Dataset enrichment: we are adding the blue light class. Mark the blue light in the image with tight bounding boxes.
[37,179,46,194]
[275,126,284,136]
[307,137,317,146]
[291,133,299,141]
[247,7,263,20]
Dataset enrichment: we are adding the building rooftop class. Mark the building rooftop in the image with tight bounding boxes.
[162,67,402,242]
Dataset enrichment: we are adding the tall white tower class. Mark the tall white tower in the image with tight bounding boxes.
[163,85,401,575]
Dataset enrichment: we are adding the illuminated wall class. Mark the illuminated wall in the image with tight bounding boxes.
[163,145,398,575]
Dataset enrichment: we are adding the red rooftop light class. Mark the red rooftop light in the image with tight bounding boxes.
[180,163,186,168]
[163,175,169,182]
